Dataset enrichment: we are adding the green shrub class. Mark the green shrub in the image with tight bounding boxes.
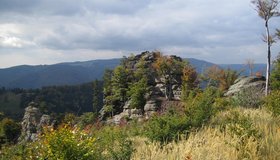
[93,126,134,160]
[211,110,261,146]
[143,112,191,144]
[78,112,97,129]
[62,113,78,126]
[232,87,263,108]
[36,125,99,160]
[264,90,280,116]
[0,118,21,144]
[1,125,134,160]
[0,143,29,160]
[213,110,261,159]
[186,87,219,127]
[143,87,219,144]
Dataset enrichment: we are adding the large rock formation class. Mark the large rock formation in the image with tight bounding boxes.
[125,51,183,100]
[103,51,184,124]
[19,102,52,142]
[225,76,266,97]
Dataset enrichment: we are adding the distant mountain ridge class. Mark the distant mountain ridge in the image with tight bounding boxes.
[219,63,267,76]
[0,59,120,89]
[0,58,266,89]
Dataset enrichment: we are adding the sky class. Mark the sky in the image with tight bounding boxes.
[0,0,280,68]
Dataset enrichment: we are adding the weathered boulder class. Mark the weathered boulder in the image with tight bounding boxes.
[144,99,158,119]
[19,102,41,142]
[111,109,143,125]
[19,102,52,142]
[144,100,158,111]
[225,76,266,97]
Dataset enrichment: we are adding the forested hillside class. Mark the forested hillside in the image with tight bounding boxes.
[0,82,103,120]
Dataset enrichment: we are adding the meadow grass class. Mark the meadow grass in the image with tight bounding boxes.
[132,108,280,160]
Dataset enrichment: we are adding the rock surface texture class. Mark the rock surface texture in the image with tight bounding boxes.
[225,76,266,97]
[19,102,52,142]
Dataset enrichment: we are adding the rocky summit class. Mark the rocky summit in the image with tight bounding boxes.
[101,51,185,124]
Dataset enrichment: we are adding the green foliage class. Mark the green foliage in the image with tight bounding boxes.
[185,87,220,127]
[127,58,150,109]
[213,97,231,112]
[232,87,263,108]
[0,92,23,120]
[62,113,78,126]
[211,109,261,159]
[143,88,219,144]
[78,112,97,129]
[93,126,134,160]
[0,143,30,160]
[264,90,280,116]
[103,69,113,96]
[111,65,129,103]
[128,78,148,109]
[143,111,191,144]
[33,125,98,160]
[1,125,134,160]
[92,80,103,113]
[212,110,261,139]
[271,54,280,90]
[103,105,114,118]
[22,83,95,114]
[103,65,130,115]
[0,118,21,144]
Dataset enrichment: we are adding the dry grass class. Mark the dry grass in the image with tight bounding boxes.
[131,108,280,160]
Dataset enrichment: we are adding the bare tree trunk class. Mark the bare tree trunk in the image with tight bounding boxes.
[265,20,271,96]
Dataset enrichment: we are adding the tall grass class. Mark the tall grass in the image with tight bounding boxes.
[132,108,280,160]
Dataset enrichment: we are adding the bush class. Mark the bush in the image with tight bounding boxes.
[186,87,220,127]
[142,87,220,144]
[32,125,99,160]
[78,112,97,129]
[264,90,280,116]
[62,113,78,126]
[0,125,135,160]
[213,97,231,112]
[232,87,263,108]
[0,118,21,144]
[214,110,261,159]
[143,111,191,144]
[0,143,29,159]
[92,126,134,160]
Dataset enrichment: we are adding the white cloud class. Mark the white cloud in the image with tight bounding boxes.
[0,0,279,68]
[0,36,35,48]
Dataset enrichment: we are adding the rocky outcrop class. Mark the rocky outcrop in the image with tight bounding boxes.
[144,99,158,119]
[225,76,266,97]
[103,51,184,123]
[19,102,52,142]
[109,100,143,124]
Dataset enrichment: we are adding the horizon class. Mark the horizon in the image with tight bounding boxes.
[0,0,280,68]
[0,55,268,70]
